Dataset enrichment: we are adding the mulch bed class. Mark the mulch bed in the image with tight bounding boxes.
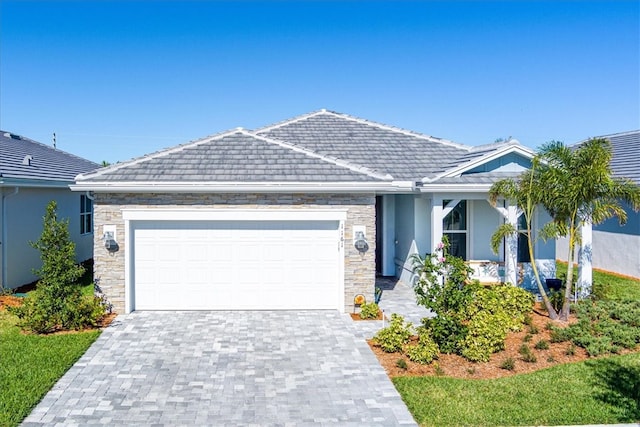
[349,310,385,321]
[367,303,602,380]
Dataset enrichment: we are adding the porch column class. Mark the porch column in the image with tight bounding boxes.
[430,195,443,253]
[578,220,593,299]
[492,201,519,286]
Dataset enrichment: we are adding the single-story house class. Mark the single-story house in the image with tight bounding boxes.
[0,131,99,289]
[72,110,556,313]
[556,129,640,281]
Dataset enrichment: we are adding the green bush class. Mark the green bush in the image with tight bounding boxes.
[8,201,106,333]
[373,314,413,353]
[500,357,515,371]
[405,333,440,365]
[359,302,379,320]
[421,314,467,354]
[551,300,640,357]
[519,345,537,363]
[460,311,508,362]
[534,339,550,350]
[396,358,408,370]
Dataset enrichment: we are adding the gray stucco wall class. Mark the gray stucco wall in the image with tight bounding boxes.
[93,192,376,313]
[1,187,94,288]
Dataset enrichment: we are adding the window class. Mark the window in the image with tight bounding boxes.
[443,200,467,260]
[80,195,93,235]
[517,214,531,263]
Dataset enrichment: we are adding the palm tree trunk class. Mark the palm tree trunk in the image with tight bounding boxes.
[527,229,559,320]
[561,225,577,321]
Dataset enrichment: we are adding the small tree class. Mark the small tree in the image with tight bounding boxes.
[535,138,640,321]
[489,163,560,319]
[9,201,105,333]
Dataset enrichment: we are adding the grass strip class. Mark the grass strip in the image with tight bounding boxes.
[0,310,100,427]
[393,352,640,426]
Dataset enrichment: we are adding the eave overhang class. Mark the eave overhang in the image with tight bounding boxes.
[70,180,415,193]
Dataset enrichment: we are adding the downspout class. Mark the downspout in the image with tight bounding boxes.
[1,187,19,288]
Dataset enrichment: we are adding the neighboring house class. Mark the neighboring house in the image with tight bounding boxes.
[72,110,556,314]
[0,131,99,289]
[556,130,640,280]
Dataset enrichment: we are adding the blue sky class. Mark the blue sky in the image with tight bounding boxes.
[1,1,638,164]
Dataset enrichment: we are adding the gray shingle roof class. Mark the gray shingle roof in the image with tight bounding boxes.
[596,130,639,185]
[0,131,99,182]
[255,110,471,181]
[78,130,389,183]
[76,110,534,188]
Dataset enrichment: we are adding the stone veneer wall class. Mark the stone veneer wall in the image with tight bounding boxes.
[93,193,376,313]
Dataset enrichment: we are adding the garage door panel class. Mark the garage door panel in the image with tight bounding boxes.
[133,220,340,310]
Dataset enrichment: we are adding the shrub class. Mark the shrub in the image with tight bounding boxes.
[519,345,537,363]
[565,344,576,356]
[421,314,467,354]
[534,339,550,350]
[528,324,539,335]
[396,358,408,370]
[405,333,440,365]
[523,333,533,343]
[359,302,379,320]
[552,300,640,357]
[8,201,105,333]
[373,314,413,353]
[500,357,515,371]
[460,311,508,362]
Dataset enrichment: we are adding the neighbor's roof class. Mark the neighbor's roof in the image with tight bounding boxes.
[0,131,99,183]
[585,130,640,185]
[75,110,533,189]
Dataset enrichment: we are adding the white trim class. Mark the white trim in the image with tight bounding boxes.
[418,184,493,193]
[423,144,535,183]
[71,181,411,193]
[122,208,347,222]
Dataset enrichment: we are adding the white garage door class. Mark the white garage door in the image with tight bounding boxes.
[132,220,341,310]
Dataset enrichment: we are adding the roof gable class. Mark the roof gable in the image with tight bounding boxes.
[255,110,472,180]
[0,131,99,182]
[427,141,535,183]
[78,129,391,183]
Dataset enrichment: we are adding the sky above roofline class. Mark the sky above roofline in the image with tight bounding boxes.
[1,0,638,164]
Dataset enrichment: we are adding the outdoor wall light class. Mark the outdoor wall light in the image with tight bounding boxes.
[353,226,369,254]
[103,225,119,252]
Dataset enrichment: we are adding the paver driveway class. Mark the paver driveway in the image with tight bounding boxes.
[23,311,417,426]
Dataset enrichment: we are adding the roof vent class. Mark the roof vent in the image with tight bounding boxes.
[22,155,33,166]
[3,132,21,140]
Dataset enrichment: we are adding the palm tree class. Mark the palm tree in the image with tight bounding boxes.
[489,162,560,319]
[536,138,640,321]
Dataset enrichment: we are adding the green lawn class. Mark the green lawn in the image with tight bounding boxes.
[556,260,640,301]
[0,309,100,427]
[394,352,640,426]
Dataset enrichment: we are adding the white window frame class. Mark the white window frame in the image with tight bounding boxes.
[80,194,93,235]
[443,200,469,260]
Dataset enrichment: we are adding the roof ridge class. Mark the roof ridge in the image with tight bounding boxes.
[574,129,640,145]
[254,110,471,151]
[252,110,329,133]
[76,128,243,180]
[1,130,99,167]
[243,130,394,181]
